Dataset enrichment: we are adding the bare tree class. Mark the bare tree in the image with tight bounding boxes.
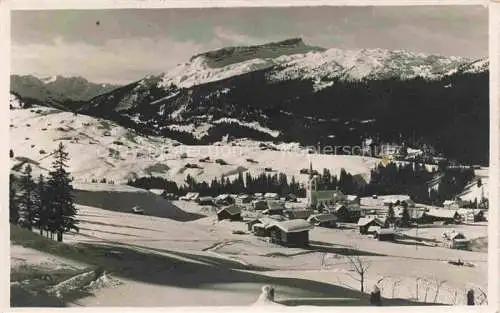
[345,254,371,294]
[391,279,402,298]
[432,279,447,303]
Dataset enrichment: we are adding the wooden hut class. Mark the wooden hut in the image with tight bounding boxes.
[216,205,242,221]
[375,228,395,241]
[357,217,385,235]
[266,219,314,247]
[252,200,268,211]
[197,196,214,205]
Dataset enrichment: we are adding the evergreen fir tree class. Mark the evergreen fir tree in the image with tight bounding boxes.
[35,174,49,236]
[19,164,36,230]
[387,203,395,224]
[47,143,78,242]
[401,202,410,227]
[9,174,19,224]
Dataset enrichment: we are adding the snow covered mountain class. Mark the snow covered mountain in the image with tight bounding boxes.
[15,38,487,165]
[157,38,487,91]
[10,74,120,106]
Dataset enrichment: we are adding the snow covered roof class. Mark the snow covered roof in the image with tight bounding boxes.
[357,217,384,227]
[307,214,337,223]
[376,228,395,235]
[217,205,241,216]
[346,195,359,201]
[215,194,233,200]
[266,219,313,233]
[267,201,285,210]
[443,200,458,206]
[149,189,165,196]
[425,209,459,219]
[367,225,381,233]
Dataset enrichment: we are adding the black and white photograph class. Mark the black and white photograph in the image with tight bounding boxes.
[7,4,492,308]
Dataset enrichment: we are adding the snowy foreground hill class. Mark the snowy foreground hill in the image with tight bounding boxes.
[10,106,381,186]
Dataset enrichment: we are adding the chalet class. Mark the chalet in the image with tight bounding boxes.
[443,200,463,210]
[423,209,462,224]
[197,196,214,205]
[443,232,470,249]
[263,201,286,216]
[285,193,298,202]
[375,228,395,241]
[266,219,314,247]
[180,192,200,201]
[367,225,381,235]
[216,205,242,221]
[330,203,361,223]
[214,194,235,206]
[264,193,280,200]
[252,200,269,211]
[357,217,385,235]
[285,209,312,220]
[457,209,485,223]
[149,189,166,196]
[346,195,361,205]
[237,194,253,204]
[246,217,275,236]
[254,193,264,199]
[307,214,338,228]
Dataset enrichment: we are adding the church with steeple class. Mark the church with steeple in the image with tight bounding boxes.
[306,162,346,208]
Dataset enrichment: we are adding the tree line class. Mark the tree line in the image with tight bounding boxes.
[10,143,78,242]
[128,161,477,208]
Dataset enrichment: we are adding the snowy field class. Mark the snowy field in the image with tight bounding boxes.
[11,193,488,307]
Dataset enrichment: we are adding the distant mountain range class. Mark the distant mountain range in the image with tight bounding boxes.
[10,74,120,109]
[11,38,489,165]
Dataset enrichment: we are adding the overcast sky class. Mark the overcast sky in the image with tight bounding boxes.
[11,6,488,84]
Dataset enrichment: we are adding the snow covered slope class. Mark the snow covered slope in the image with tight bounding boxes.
[10,107,380,186]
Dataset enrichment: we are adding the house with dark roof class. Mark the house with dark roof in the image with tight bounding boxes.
[216,205,242,221]
[423,209,462,224]
[375,228,395,241]
[266,219,314,247]
[196,196,214,205]
[357,217,385,235]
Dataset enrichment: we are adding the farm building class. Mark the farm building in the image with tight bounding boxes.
[307,214,337,228]
[246,217,276,236]
[214,194,235,206]
[196,196,214,205]
[423,209,462,224]
[266,219,314,247]
[357,217,385,235]
[375,228,395,241]
[216,205,243,221]
[252,200,268,211]
[443,232,470,249]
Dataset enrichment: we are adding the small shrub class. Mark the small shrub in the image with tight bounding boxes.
[41,128,47,131]
[113,141,124,145]
[103,131,111,136]
[39,150,46,155]
[26,124,31,127]
[30,144,35,148]
[180,153,188,159]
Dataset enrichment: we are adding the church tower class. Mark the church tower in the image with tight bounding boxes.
[306,162,318,208]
